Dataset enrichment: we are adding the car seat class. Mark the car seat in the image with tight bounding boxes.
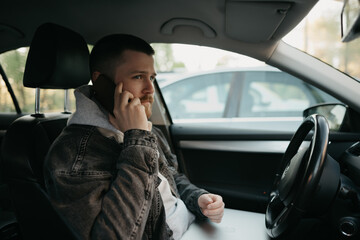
[0,22,89,240]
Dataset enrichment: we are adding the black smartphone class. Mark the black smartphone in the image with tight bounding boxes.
[92,74,116,115]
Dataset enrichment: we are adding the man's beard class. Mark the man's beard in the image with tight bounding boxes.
[140,95,154,118]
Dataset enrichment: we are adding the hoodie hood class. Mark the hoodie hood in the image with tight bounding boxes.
[67,85,122,137]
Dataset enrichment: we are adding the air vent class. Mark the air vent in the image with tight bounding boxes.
[348,142,360,156]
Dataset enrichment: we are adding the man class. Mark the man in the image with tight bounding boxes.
[44,34,224,239]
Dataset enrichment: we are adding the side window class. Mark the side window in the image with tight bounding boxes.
[0,48,32,113]
[0,74,17,112]
[154,44,342,130]
[0,48,76,113]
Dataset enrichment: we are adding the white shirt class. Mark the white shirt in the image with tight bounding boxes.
[158,173,195,240]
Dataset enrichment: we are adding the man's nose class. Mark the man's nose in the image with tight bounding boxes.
[144,77,154,94]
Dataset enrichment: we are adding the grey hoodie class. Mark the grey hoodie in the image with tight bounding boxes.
[67,85,124,142]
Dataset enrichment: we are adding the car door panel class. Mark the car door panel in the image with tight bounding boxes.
[169,124,360,213]
[170,125,294,213]
[178,146,280,212]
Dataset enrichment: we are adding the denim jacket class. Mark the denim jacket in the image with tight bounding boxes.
[44,124,208,240]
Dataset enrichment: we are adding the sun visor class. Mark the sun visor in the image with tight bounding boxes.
[226,1,291,43]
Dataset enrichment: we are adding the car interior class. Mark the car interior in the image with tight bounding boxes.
[1,0,360,240]
[1,23,89,240]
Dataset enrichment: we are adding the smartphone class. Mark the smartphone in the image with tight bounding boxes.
[92,74,116,115]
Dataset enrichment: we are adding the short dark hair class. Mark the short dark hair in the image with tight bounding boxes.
[89,34,155,79]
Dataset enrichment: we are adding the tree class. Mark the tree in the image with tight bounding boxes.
[0,48,32,112]
[306,10,360,80]
[152,43,184,72]
[0,48,75,113]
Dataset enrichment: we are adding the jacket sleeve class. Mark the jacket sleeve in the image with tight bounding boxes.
[45,127,161,240]
[152,127,209,220]
[174,172,209,220]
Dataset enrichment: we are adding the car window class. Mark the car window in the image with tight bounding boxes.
[0,73,18,113]
[0,48,76,113]
[155,44,341,131]
[0,48,32,113]
[284,0,360,82]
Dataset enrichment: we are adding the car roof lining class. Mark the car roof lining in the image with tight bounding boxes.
[0,0,317,62]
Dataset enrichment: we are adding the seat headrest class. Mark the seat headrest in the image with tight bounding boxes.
[23,23,90,89]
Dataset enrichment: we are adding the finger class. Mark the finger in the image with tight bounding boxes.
[198,194,213,208]
[118,91,134,107]
[112,90,134,120]
[203,204,225,216]
[117,82,123,94]
[114,82,134,105]
[207,211,224,223]
[128,97,141,106]
[209,194,222,201]
[202,194,213,204]
[204,207,224,216]
[204,211,224,220]
[206,195,223,209]
[114,82,123,103]
[114,82,124,108]
[207,201,223,210]
[207,212,224,223]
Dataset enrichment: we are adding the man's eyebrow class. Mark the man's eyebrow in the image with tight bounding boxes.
[130,70,157,76]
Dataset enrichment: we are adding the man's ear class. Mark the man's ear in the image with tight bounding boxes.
[91,71,101,84]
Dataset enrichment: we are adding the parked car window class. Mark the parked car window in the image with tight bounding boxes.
[238,71,339,117]
[162,72,233,119]
[155,44,341,131]
[0,48,76,113]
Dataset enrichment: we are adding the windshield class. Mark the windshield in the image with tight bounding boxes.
[284,0,360,81]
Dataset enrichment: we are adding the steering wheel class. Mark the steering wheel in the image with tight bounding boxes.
[265,114,340,238]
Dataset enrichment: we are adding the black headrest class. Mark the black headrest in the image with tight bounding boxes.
[23,23,90,89]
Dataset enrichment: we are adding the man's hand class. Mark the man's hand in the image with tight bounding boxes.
[109,82,152,132]
[198,193,224,223]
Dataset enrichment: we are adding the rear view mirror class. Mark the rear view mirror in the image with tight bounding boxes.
[341,0,360,42]
[303,103,348,131]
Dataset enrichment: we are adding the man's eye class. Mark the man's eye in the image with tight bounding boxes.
[150,76,156,82]
[134,75,142,79]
